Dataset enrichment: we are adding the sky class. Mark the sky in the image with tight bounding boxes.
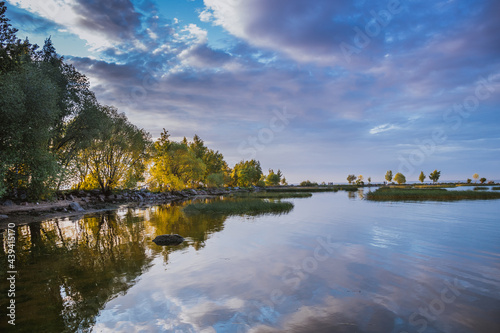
[5,0,500,183]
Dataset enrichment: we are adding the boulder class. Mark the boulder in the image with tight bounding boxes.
[2,200,15,206]
[152,234,185,246]
[69,202,85,212]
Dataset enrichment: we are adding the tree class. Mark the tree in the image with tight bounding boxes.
[473,173,479,183]
[429,170,441,183]
[347,174,356,184]
[265,169,281,186]
[0,62,61,199]
[480,177,487,184]
[419,171,426,183]
[467,178,472,184]
[75,107,151,193]
[148,130,206,191]
[385,170,393,184]
[280,177,288,186]
[355,175,364,186]
[231,160,262,187]
[367,177,371,185]
[394,172,406,184]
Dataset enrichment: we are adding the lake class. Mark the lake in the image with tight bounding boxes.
[1,190,500,332]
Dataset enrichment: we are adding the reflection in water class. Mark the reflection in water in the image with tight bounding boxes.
[0,201,227,332]
[1,193,500,332]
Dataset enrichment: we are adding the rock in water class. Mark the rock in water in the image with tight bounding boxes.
[69,202,85,212]
[152,234,184,246]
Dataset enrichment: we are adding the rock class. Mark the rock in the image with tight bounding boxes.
[2,200,15,206]
[69,202,85,212]
[152,234,185,246]
[0,214,8,220]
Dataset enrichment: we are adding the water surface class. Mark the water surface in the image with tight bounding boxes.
[1,191,499,332]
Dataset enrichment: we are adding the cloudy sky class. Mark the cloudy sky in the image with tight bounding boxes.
[5,0,500,183]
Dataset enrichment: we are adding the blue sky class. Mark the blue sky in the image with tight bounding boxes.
[5,0,500,183]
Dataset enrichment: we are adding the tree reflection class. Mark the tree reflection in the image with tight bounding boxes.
[0,201,228,332]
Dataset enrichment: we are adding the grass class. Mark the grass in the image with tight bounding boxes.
[413,184,457,188]
[366,188,500,201]
[473,186,489,191]
[232,191,313,199]
[183,199,294,216]
[492,187,500,191]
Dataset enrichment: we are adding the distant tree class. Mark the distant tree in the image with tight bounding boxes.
[385,170,393,184]
[480,177,487,184]
[265,169,281,186]
[473,173,479,183]
[355,175,364,186]
[394,172,406,184]
[347,174,356,184]
[280,177,288,186]
[300,180,318,186]
[429,170,441,183]
[419,171,426,183]
[231,160,262,187]
[367,177,371,185]
[467,178,472,184]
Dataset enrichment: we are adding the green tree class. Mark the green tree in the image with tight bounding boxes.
[429,170,441,183]
[231,160,263,187]
[355,175,364,185]
[346,174,356,184]
[467,178,472,184]
[385,170,393,184]
[394,172,406,184]
[473,173,479,183]
[0,62,61,199]
[367,177,371,184]
[419,171,426,183]
[265,169,281,186]
[148,130,206,191]
[280,177,288,186]
[76,107,151,193]
[480,177,487,184]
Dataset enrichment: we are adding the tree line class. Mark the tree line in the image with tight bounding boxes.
[0,2,284,200]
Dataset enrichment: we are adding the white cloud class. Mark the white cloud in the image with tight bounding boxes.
[369,123,398,135]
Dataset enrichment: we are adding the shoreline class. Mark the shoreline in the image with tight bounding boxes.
[0,188,231,228]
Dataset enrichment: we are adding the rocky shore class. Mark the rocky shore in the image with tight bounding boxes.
[0,188,234,227]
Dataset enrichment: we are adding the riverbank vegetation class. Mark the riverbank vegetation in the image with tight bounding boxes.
[0,3,288,201]
[366,188,500,201]
[183,199,294,216]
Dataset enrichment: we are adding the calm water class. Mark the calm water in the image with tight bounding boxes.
[1,190,500,332]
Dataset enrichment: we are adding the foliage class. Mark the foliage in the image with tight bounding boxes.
[231,160,263,187]
[429,170,441,183]
[74,107,152,193]
[385,170,393,183]
[367,188,500,201]
[183,199,294,216]
[467,178,472,184]
[300,180,318,186]
[419,171,426,183]
[479,177,487,184]
[265,169,282,186]
[473,186,487,191]
[394,172,406,184]
[473,173,479,183]
[346,174,356,184]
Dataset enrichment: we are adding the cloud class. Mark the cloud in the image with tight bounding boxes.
[369,123,398,135]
